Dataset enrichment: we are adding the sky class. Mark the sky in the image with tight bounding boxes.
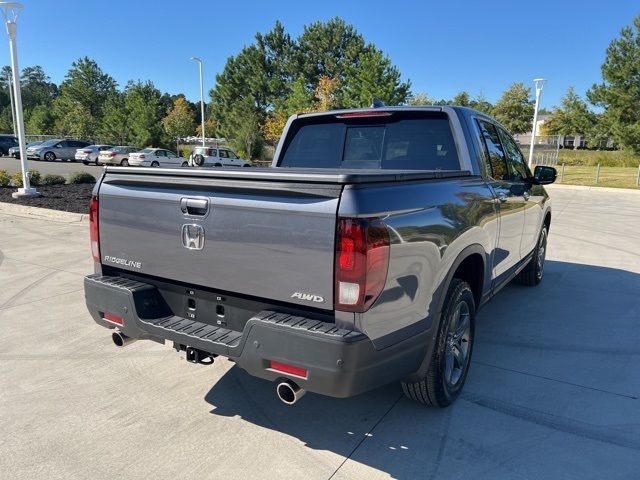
[6,0,638,109]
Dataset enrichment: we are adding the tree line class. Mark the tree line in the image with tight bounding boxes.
[0,16,638,157]
[0,58,202,151]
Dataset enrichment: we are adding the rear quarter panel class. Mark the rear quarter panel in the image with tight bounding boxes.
[338,176,498,349]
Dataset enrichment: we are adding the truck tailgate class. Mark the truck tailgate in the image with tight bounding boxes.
[97,170,341,309]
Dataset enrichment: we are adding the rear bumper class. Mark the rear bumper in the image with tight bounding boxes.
[84,274,428,398]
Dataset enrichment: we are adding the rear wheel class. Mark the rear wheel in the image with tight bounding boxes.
[82,160,88,165]
[44,151,56,162]
[151,161,159,167]
[181,161,188,167]
[401,279,475,407]
[214,163,222,167]
[120,159,129,166]
[242,163,251,167]
[515,225,548,286]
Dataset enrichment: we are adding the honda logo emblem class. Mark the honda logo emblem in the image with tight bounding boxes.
[181,224,205,250]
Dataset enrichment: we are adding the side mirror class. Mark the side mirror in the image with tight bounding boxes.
[533,165,557,185]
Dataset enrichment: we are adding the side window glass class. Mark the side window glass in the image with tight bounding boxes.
[477,120,508,180]
[211,149,218,156]
[497,128,529,181]
[219,150,228,158]
[227,150,238,159]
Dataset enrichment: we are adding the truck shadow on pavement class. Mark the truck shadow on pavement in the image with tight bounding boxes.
[204,260,640,479]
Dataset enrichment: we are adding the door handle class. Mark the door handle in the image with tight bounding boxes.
[180,197,209,216]
[497,193,508,203]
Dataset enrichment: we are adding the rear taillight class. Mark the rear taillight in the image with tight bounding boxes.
[335,218,390,312]
[138,154,145,159]
[89,195,100,262]
[83,149,92,154]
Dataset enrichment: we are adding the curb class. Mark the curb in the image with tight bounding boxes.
[546,184,640,194]
[0,201,88,223]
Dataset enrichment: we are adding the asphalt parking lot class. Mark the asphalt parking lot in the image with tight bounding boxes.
[0,155,101,179]
[0,185,639,480]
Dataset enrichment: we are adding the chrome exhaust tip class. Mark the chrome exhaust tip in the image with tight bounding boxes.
[276,380,305,405]
[112,330,136,347]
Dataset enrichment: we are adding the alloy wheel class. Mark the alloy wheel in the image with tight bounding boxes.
[444,300,471,387]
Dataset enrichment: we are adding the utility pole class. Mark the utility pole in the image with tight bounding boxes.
[191,56,205,146]
[528,78,546,169]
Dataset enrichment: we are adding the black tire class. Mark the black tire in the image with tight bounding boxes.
[515,225,548,286]
[214,163,222,167]
[242,163,251,167]
[150,161,159,167]
[44,151,56,162]
[193,154,205,166]
[401,279,475,408]
[120,159,129,166]
[181,161,188,167]
[82,160,89,165]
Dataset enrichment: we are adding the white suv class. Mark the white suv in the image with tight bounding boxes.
[189,146,251,168]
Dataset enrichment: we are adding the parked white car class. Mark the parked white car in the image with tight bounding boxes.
[128,148,187,167]
[189,146,252,167]
[97,146,140,166]
[76,145,112,165]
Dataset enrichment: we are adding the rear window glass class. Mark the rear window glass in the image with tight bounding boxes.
[279,111,460,170]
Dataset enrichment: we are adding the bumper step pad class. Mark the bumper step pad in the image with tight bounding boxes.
[85,274,363,357]
[143,315,243,348]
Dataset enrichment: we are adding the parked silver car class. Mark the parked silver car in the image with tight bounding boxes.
[76,145,113,165]
[26,139,91,161]
[8,140,43,159]
[97,146,140,166]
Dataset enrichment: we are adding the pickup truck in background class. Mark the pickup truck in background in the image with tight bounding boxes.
[84,106,556,407]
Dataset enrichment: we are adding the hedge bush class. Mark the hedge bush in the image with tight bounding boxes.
[10,171,23,186]
[40,173,66,185]
[68,172,96,184]
[10,169,41,187]
[29,170,41,186]
[0,169,9,186]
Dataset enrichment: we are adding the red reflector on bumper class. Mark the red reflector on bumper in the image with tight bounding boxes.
[269,360,308,379]
[103,313,124,326]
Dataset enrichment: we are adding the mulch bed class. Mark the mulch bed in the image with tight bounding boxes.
[0,184,94,214]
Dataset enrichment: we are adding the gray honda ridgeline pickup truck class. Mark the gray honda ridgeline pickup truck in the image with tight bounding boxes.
[84,106,557,407]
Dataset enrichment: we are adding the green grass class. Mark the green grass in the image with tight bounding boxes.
[557,149,640,167]
[556,165,640,189]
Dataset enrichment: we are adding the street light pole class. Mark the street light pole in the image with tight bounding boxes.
[528,78,546,169]
[191,56,205,147]
[6,69,16,136]
[1,2,37,198]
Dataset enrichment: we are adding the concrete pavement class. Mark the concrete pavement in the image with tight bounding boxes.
[0,155,102,180]
[0,185,639,479]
